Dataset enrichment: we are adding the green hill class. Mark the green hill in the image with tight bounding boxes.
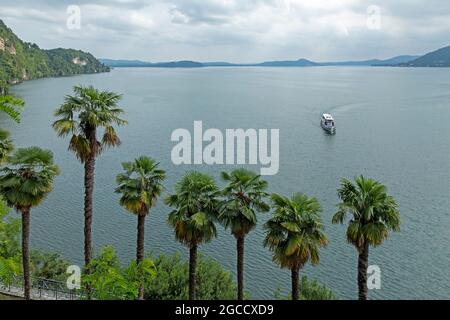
[0,20,109,94]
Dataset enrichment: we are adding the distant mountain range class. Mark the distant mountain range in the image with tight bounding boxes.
[101,44,450,69]
[320,55,420,67]
[99,59,203,68]
[100,54,428,69]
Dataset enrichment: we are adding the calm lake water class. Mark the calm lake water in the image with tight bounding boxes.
[2,67,450,299]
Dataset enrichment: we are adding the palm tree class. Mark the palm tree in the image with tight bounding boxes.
[115,156,166,299]
[165,172,219,300]
[0,95,24,163]
[264,193,328,300]
[0,130,13,164]
[0,95,24,123]
[53,85,127,273]
[0,147,59,299]
[219,169,270,300]
[332,176,401,300]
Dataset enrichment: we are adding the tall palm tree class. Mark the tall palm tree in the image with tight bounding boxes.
[0,95,24,123]
[53,85,127,273]
[332,176,401,300]
[165,172,219,300]
[0,147,59,299]
[264,193,328,300]
[219,169,270,300]
[115,156,166,300]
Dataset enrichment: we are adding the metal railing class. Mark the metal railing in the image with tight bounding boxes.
[0,275,84,300]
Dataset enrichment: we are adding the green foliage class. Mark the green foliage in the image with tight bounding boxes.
[115,156,166,216]
[166,172,220,247]
[0,204,21,285]
[53,85,127,163]
[298,276,337,300]
[0,147,60,210]
[274,276,337,300]
[82,246,156,300]
[30,251,70,281]
[0,256,21,285]
[332,175,401,250]
[0,130,14,165]
[0,204,20,258]
[264,193,328,270]
[0,95,24,123]
[145,253,238,300]
[45,48,110,76]
[0,20,109,94]
[219,169,270,238]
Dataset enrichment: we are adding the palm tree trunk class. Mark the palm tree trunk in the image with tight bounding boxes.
[236,235,245,300]
[84,155,95,269]
[357,242,370,300]
[189,244,198,300]
[291,266,300,300]
[137,213,145,300]
[21,208,31,300]
[83,153,95,299]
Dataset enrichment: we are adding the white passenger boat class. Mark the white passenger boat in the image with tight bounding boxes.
[321,113,336,134]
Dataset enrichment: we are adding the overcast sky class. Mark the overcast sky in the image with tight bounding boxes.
[1,0,450,62]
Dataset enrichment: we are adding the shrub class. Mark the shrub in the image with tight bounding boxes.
[145,253,237,300]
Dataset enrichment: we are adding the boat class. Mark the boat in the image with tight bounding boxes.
[321,113,336,134]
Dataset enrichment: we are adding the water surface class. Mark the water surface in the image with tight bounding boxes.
[2,67,450,299]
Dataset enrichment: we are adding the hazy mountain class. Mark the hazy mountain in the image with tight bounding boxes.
[101,55,420,69]
[100,59,203,68]
[101,58,319,68]
[99,59,152,67]
[320,59,381,66]
[320,55,419,66]
[101,46,450,70]
[401,46,450,67]
[255,58,319,67]
[152,61,203,68]
[372,55,419,66]
[202,62,239,67]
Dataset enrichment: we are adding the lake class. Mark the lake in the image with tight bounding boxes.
[2,66,450,299]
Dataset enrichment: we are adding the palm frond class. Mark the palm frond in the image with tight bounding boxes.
[0,95,25,123]
[53,85,127,163]
[264,193,328,270]
[335,176,401,248]
[115,156,166,216]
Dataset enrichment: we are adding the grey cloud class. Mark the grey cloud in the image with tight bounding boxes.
[0,0,449,62]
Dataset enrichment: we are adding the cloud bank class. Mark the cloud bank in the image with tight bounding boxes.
[1,0,450,62]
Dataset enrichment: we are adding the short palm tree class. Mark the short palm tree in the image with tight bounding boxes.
[53,85,127,272]
[115,156,166,300]
[0,95,24,123]
[332,176,400,300]
[264,193,328,300]
[0,147,59,300]
[219,169,270,300]
[165,172,219,300]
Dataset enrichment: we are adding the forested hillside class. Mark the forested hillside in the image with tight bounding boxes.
[0,20,109,94]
